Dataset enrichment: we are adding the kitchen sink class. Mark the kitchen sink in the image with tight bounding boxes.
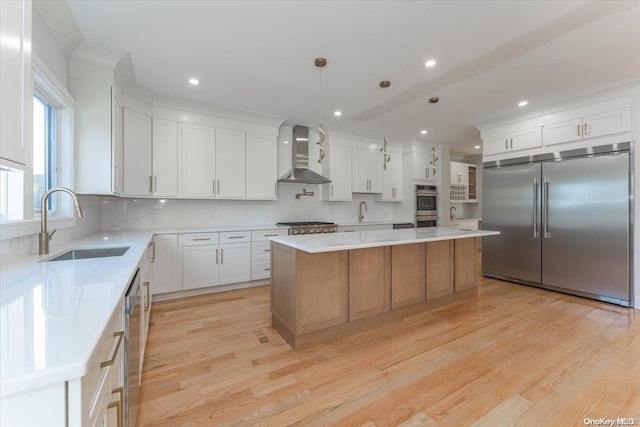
[46,246,131,262]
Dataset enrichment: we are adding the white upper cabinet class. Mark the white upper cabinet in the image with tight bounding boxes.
[379,148,402,202]
[412,149,438,181]
[152,119,178,197]
[0,0,31,166]
[484,127,542,155]
[322,144,352,201]
[352,148,382,193]
[180,123,216,198]
[112,93,123,195]
[215,128,246,198]
[543,107,630,146]
[123,108,152,196]
[541,117,583,146]
[246,133,277,199]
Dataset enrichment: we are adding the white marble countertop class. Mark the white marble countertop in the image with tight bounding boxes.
[0,230,153,397]
[151,224,288,234]
[269,227,499,253]
[450,218,482,223]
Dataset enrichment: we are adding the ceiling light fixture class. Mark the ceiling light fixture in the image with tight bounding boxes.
[518,100,528,107]
[420,130,427,135]
[334,111,342,116]
[425,59,436,67]
[283,140,289,144]
[189,78,199,85]
[474,145,481,149]
[314,57,327,164]
[380,80,391,171]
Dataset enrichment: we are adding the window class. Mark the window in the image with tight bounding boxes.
[33,94,57,213]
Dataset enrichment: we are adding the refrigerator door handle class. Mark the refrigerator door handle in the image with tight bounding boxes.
[533,178,539,238]
[543,177,550,238]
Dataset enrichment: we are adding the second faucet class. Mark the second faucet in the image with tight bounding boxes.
[359,201,368,222]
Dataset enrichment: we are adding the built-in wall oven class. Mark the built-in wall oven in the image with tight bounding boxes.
[416,185,438,228]
[125,268,141,427]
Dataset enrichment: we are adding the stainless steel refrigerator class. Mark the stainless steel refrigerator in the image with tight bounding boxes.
[482,143,632,307]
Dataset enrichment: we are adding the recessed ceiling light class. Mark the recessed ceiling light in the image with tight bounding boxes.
[474,145,481,149]
[189,78,199,85]
[283,140,289,144]
[420,130,427,135]
[518,100,528,107]
[334,111,342,116]
[425,59,436,67]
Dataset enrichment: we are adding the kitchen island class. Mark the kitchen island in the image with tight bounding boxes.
[269,227,499,350]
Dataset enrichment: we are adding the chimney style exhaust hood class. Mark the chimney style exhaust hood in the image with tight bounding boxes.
[278,125,331,184]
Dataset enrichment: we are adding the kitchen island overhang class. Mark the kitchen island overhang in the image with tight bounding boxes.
[269,227,500,350]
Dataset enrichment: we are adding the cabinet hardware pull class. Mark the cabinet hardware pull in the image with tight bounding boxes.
[154,176,157,193]
[215,248,219,264]
[263,249,271,252]
[148,176,153,192]
[150,241,156,262]
[345,230,355,232]
[108,387,123,427]
[264,268,271,271]
[217,180,220,194]
[213,179,216,194]
[228,236,244,239]
[220,248,224,263]
[264,234,278,237]
[192,237,210,241]
[577,124,582,137]
[510,138,513,149]
[331,185,334,197]
[505,139,509,149]
[143,282,150,312]
[584,123,588,136]
[101,331,124,368]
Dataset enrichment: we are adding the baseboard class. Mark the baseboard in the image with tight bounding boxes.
[153,279,270,302]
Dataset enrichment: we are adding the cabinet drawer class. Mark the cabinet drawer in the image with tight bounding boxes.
[182,233,219,246]
[220,231,251,243]
[251,229,288,241]
[252,241,272,261]
[251,260,271,280]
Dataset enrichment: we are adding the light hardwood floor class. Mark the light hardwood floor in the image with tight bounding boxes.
[138,256,640,426]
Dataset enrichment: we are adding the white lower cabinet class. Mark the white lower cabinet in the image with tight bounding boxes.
[151,234,180,294]
[219,243,251,284]
[182,245,221,290]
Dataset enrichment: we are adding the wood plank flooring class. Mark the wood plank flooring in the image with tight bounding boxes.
[138,255,640,426]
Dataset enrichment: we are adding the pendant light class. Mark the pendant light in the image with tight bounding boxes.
[314,57,327,164]
[379,80,391,170]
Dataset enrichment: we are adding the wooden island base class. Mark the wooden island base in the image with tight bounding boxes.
[270,238,478,350]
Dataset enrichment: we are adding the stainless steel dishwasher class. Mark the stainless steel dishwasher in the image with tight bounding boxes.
[125,269,141,427]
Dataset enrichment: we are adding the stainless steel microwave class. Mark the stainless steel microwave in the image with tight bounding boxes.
[416,185,437,216]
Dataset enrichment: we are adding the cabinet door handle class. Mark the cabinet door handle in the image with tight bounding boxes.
[192,237,210,241]
[148,176,153,193]
[154,176,157,192]
[217,180,220,194]
[150,241,156,262]
[505,139,509,149]
[584,123,588,136]
[264,234,278,237]
[264,267,271,271]
[263,249,271,252]
[108,387,123,427]
[215,248,219,264]
[228,236,244,239]
[577,124,582,137]
[510,138,513,149]
[101,331,124,368]
[220,248,224,264]
[213,179,216,194]
[143,282,150,312]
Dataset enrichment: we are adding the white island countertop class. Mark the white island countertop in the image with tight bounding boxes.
[269,227,499,253]
[0,231,153,397]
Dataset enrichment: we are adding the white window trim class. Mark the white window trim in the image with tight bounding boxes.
[0,54,76,241]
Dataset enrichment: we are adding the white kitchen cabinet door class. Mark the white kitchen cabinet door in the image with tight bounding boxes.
[215,128,246,198]
[510,127,542,151]
[152,234,180,294]
[483,135,510,156]
[0,0,31,166]
[182,245,220,290]
[123,108,152,196]
[413,152,438,180]
[219,243,251,285]
[323,144,352,201]
[111,92,123,195]
[542,117,583,146]
[246,133,277,199]
[352,148,383,193]
[450,162,467,185]
[380,150,402,201]
[152,119,178,197]
[181,123,216,198]
[369,150,383,193]
[583,107,631,139]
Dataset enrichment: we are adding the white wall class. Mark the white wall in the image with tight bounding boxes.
[32,7,69,90]
[101,184,393,231]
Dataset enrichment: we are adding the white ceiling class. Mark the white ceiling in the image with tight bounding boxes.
[65,1,640,155]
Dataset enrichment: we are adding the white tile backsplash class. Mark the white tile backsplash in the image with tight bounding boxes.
[102,183,394,230]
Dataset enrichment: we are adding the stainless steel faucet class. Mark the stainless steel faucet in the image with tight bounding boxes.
[359,201,368,222]
[39,187,84,255]
[450,206,457,220]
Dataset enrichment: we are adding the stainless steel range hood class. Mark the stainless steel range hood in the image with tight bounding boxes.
[278,125,331,184]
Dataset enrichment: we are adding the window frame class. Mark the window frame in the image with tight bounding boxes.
[32,92,59,214]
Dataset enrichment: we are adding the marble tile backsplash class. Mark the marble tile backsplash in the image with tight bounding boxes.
[0,195,103,264]
[102,183,395,231]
